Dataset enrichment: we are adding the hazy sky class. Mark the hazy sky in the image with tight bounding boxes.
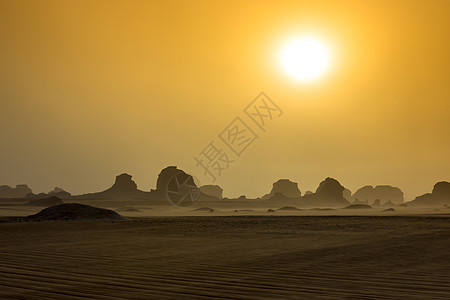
[1,0,449,200]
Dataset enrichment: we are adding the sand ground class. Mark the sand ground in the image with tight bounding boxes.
[0,215,449,299]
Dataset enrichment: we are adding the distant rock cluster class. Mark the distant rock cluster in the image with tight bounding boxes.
[262,179,302,200]
[352,185,404,205]
[0,184,71,200]
[1,166,448,208]
[200,185,223,199]
[408,182,450,206]
[301,177,349,207]
[70,173,150,200]
[0,184,32,198]
[27,186,72,200]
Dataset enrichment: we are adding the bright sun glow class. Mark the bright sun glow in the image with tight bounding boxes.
[280,36,331,81]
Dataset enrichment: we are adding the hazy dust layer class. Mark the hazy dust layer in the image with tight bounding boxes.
[0,216,449,299]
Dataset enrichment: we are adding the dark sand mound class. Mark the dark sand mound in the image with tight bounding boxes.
[343,204,372,209]
[383,208,396,212]
[276,206,302,211]
[27,203,128,221]
[26,196,63,207]
[192,207,215,212]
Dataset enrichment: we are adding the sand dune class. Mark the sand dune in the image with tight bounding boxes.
[0,216,449,299]
[276,206,302,211]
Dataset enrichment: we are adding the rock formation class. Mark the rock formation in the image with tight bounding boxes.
[353,198,368,204]
[372,199,381,206]
[267,192,295,201]
[343,189,354,202]
[200,185,223,199]
[382,200,396,207]
[0,184,32,198]
[408,181,450,207]
[155,166,184,193]
[353,185,404,204]
[151,166,219,205]
[262,179,301,199]
[301,177,350,207]
[71,173,150,200]
[48,187,72,199]
[108,174,138,194]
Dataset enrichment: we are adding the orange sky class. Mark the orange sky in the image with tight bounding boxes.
[1,0,449,200]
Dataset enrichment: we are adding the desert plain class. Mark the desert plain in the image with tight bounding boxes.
[1,201,449,299]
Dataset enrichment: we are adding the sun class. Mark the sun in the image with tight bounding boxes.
[280,36,331,81]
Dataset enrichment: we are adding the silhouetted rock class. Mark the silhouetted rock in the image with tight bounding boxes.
[0,184,33,198]
[353,185,404,204]
[316,178,344,198]
[352,186,372,203]
[155,166,183,192]
[26,192,51,200]
[433,181,450,199]
[200,185,223,199]
[301,178,350,208]
[343,204,372,209]
[27,203,127,221]
[408,181,450,207]
[16,184,32,197]
[109,174,137,193]
[152,166,211,203]
[71,173,150,200]
[343,189,354,202]
[372,199,381,206]
[263,179,301,199]
[382,200,396,207]
[26,196,63,207]
[48,187,72,199]
[353,198,368,204]
[49,187,64,194]
[267,192,295,201]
